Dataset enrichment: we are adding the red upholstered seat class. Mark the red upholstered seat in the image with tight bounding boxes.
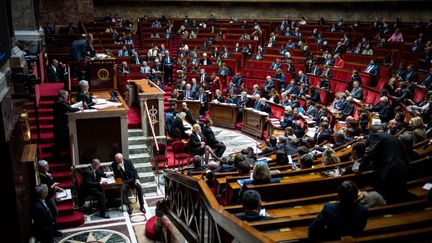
[145,216,161,240]
[413,86,426,104]
[364,91,376,104]
[376,77,389,90]
[172,141,191,168]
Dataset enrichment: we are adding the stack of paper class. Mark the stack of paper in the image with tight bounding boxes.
[100,177,115,184]
[56,189,72,202]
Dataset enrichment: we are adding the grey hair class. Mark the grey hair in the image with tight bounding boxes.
[38,160,48,167]
[35,184,48,198]
[178,112,186,119]
[79,80,89,89]
[59,89,68,98]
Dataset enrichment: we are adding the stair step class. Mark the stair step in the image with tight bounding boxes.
[129,153,150,159]
[140,181,158,193]
[57,211,85,229]
[135,162,153,173]
[58,181,73,189]
[129,144,148,154]
[49,162,70,171]
[138,172,155,183]
[57,203,74,216]
[128,136,146,145]
[128,129,143,137]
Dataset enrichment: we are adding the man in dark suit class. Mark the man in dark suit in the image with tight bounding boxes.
[203,118,226,157]
[69,34,90,61]
[181,102,197,124]
[195,87,208,115]
[308,181,368,241]
[46,59,62,83]
[370,96,393,123]
[79,158,109,218]
[38,160,63,237]
[76,80,94,108]
[314,122,333,144]
[363,59,379,75]
[355,127,409,202]
[199,68,211,84]
[53,90,80,161]
[111,153,146,215]
[236,190,272,222]
[32,184,56,243]
[183,84,196,100]
[163,51,174,83]
[256,98,272,115]
[237,91,250,107]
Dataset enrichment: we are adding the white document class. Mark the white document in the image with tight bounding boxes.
[71,101,83,109]
[422,183,432,191]
[100,177,115,184]
[56,189,72,201]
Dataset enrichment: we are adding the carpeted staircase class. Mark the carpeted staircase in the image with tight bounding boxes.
[28,83,84,229]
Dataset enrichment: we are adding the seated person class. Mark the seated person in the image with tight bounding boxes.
[188,155,208,173]
[188,124,220,162]
[314,122,333,144]
[321,148,340,165]
[298,153,314,169]
[258,136,279,156]
[235,190,273,222]
[79,158,110,218]
[170,112,190,139]
[76,80,94,108]
[111,153,145,215]
[203,118,226,157]
[308,181,368,241]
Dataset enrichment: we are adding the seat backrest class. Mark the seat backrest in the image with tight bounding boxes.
[172,141,185,154]
[153,143,167,156]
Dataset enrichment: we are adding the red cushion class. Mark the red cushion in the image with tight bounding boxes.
[155,155,168,161]
[174,153,190,160]
[145,216,160,240]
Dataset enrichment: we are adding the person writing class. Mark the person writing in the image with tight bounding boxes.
[79,158,110,218]
[111,153,146,215]
[76,80,95,108]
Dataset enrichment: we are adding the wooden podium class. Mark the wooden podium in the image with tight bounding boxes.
[208,103,239,129]
[88,59,117,90]
[68,90,129,164]
[130,79,166,139]
[170,99,201,120]
[241,108,268,138]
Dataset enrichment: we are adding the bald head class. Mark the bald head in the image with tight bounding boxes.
[114,153,124,164]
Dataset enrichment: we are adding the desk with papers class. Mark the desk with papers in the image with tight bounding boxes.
[68,90,129,164]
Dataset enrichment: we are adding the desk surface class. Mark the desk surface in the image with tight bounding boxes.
[132,79,164,94]
[68,90,129,118]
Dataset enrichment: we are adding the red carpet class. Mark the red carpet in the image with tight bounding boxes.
[31,83,84,229]
[128,106,141,129]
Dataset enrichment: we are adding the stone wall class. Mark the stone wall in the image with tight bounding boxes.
[39,0,94,26]
[93,1,431,22]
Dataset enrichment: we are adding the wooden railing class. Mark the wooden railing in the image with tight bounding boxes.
[162,171,273,243]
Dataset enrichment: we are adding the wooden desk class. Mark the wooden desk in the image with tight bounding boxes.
[241,108,268,138]
[170,99,201,121]
[131,79,166,138]
[102,177,124,208]
[208,103,239,129]
[68,90,129,164]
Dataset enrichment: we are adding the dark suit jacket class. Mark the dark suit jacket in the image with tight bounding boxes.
[171,117,187,138]
[214,95,225,103]
[80,166,106,195]
[236,211,273,222]
[32,200,54,243]
[309,90,321,103]
[182,108,197,124]
[361,132,408,183]
[111,159,139,184]
[69,39,88,61]
[76,90,94,107]
[46,65,61,82]
[53,97,80,132]
[200,58,212,65]
[341,103,354,117]
[39,173,56,199]
[188,132,206,155]
[237,96,249,107]
[314,128,333,144]
[203,125,218,148]
[308,203,368,241]
[372,104,393,123]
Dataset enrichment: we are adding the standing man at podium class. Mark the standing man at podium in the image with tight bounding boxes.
[163,51,174,83]
[53,90,80,161]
